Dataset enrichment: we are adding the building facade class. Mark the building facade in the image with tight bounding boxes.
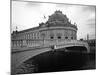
[11,10,78,49]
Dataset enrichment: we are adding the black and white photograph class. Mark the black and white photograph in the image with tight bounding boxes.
[11,0,96,75]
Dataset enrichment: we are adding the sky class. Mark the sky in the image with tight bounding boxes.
[11,0,96,40]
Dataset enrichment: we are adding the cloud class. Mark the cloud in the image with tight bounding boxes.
[26,1,41,7]
[87,17,95,22]
[55,3,73,8]
[81,6,96,13]
[86,13,96,29]
[12,1,96,39]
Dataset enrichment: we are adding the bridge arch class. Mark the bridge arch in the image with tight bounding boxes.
[12,47,51,70]
[65,46,88,53]
[12,40,90,74]
[13,43,89,69]
[15,45,89,73]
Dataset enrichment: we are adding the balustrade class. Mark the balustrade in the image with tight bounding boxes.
[11,39,88,50]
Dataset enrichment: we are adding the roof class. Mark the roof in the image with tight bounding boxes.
[16,26,39,34]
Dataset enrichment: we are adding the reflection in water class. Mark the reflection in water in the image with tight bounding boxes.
[34,51,88,72]
[17,49,96,74]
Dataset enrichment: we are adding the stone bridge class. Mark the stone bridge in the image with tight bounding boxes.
[11,40,90,74]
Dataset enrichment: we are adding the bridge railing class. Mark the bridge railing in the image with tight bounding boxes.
[11,39,89,52]
[11,39,72,47]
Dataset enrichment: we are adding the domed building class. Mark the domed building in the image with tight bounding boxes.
[39,10,77,40]
[11,10,78,48]
[11,11,90,74]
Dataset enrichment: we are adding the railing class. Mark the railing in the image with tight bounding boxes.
[11,39,43,48]
[11,39,88,49]
[11,39,90,53]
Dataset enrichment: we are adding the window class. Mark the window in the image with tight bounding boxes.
[71,37,73,39]
[41,33,45,39]
[65,36,68,39]
[50,36,54,39]
[58,36,61,39]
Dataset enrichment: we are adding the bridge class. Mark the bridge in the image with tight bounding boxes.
[11,40,90,74]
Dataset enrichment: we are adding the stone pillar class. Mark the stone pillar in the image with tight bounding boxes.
[23,40,27,47]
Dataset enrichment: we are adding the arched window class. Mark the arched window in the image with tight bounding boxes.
[50,32,54,39]
[41,33,45,39]
[57,33,62,39]
[32,33,34,39]
[64,30,68,37]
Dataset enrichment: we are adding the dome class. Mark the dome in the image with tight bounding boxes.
[48,10,69,24]
[39,10,77,30]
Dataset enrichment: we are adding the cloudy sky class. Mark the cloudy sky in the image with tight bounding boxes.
[12,0,96,40]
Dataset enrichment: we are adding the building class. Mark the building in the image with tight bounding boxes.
[12,11,91,74]
[11,10,78,49]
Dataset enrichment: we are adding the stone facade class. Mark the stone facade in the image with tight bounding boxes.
[11,10,77,49]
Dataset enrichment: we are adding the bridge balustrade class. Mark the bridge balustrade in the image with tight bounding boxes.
[12,39,85,47]
[11,39,89,52]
